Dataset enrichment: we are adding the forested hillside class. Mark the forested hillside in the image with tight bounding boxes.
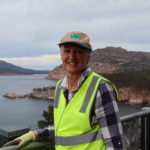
[103,69,150,90]
[0,60,49,75]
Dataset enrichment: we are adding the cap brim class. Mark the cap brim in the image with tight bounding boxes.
[58,41,91,50]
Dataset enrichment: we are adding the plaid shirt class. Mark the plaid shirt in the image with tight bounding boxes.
[36,68,124,149]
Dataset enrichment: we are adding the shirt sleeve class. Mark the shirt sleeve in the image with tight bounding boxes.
[35,125,54,141]
[93,82,124,150]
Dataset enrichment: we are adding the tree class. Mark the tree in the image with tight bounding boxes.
[38,105,54,128]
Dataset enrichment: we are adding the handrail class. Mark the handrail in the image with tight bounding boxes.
[20,142,50,150]
[121,109,150,122]
[1,108,149,150]
[20,108,150,150]
[121,108,150,150]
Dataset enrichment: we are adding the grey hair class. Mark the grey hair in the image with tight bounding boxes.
[60,45,91,57]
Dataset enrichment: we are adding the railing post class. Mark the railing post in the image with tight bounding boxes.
[141,115,150,150]
[147,115,150,149]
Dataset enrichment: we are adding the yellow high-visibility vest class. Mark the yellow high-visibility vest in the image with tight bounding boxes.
[54,72,118,150]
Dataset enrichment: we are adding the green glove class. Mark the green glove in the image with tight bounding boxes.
[3,131,36,150]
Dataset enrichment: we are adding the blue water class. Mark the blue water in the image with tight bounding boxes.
[0,74,57,131]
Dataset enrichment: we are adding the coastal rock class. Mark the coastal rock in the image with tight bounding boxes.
[47,65,65,80]
[27,86,55,100]
[119,88,150,104]
[3,93,26,99]
[3,86,55,100]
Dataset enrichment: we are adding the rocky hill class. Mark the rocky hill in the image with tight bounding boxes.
[0,60,49,75]
[47,46,150,79]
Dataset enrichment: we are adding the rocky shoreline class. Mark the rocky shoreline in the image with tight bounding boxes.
[3,86,150,105]
[3,86,55,100]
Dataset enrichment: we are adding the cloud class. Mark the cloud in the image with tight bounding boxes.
[0,0,150,69]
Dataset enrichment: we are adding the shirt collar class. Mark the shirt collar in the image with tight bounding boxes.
[60,67,92,91]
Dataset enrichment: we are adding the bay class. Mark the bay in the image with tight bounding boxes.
[0,74,57,131]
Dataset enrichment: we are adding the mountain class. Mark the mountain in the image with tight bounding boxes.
[47,46,150,79]
[0,60,49,75]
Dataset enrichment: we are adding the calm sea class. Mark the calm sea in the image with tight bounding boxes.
[0,74,57,132]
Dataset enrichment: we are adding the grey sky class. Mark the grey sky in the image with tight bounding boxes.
[0,0,150,70]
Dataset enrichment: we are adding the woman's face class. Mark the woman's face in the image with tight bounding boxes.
[60,44,90,75]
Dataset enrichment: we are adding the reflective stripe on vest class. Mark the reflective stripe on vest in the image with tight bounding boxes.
[80,76,99,112]
[54,80,62,108]
[54,87,61,108]
[55,130,103,146]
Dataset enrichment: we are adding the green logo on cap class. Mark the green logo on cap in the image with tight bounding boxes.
[70,33,81,40]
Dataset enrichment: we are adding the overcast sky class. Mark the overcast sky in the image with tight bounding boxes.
[0,0,150,70]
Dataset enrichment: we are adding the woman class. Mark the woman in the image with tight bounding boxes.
[4,31,124,150]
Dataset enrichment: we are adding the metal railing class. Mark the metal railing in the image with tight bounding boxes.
[20,142,51,150]
[1,107,150,150]
[121,107,150,150]
[19,107,150,150]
